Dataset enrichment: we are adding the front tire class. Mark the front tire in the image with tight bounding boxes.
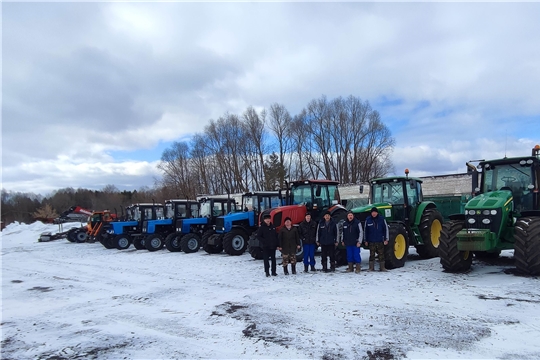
[223,229,248,255]
[439,220,472,272]
[416,208,443,258]
[145,234,164,252]
[514,217,540,275]
[180,233,201,253]
[114,234,131,250]
[165,233,182,252]
[385,223,409,269]
[202,231,223,254]
[133,236,146,250]
[75,229,88,243]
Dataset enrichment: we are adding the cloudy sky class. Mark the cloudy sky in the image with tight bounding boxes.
[3,2,540,196]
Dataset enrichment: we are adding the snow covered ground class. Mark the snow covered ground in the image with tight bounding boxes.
[2,221,540,360]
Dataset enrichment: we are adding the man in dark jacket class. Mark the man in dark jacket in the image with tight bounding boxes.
[341,211,363,273]
[299,212,317,272]
[364,207,389,272]
[317,211,338,272]
[278,217,301,275]
[256,214,279,277]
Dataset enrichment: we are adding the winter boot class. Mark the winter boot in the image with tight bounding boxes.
[283,265,289,275]
[310,265,316,272]
[346,262,354,272]
[265,271,270,277]
[330,262,336,272]
[369,261,375,271]
[322,263,328,273]
[355,263,361,273]
[304,264,309,273]
[379,261,388,272]
[292,264,297,275]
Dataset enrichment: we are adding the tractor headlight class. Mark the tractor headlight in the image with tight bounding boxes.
[482,210,490,215]
[482,219,491,225]
[491,210,497,215]
[468,218,476,224]
[468,210,476,215]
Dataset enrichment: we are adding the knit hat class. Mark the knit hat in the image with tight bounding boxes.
[370,207,379,213]
[263,214,271,219]
[324,211,331,216]
[284,217,292,222]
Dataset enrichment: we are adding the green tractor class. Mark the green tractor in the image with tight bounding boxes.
[351,170,444,269]
[440,145,540,275]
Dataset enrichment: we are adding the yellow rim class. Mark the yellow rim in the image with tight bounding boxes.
[431,219,442,248]
[394,234,406,260]
[462,251,470,261]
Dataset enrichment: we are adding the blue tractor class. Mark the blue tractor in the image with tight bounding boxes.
[143,199,200,252]
[205,191,282,256]
[165,196,237,253]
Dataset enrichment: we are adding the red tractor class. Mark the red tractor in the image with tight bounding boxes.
[248,179,349,263]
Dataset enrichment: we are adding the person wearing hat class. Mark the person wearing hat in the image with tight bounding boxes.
[299,212,318,272]
[363,207,389,271]
[278,217,301,275]
[256,214,279,277]
[317,211,338,272]
[341,211,363,273]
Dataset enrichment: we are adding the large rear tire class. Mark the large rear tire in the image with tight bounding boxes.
[385,223,409,269]
[439,220,472,272]
[133,236,146,250]
[67,228,79,242]
[416,208,443,258]
[514,217,540,275]
[223,229,248,256]
[145,234,164,252]
[180,233,201,253]
[114,234,131,250]
[248,233,263,260]
[165,233,182,252]
[100,234,115,249]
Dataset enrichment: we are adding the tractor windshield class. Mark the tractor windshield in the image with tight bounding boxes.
[482,163,533,211]
[291,184,312,205]
[200,202,211,217]
[371,181,405,204]
[175,204,188,218]
[190,203,199,218]
[165,204,175,219]
[243,195,281,212]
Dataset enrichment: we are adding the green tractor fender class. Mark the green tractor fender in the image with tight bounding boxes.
[412,201,437,227]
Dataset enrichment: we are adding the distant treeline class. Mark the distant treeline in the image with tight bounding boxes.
[158,94,395,198]
[1,186,170,226]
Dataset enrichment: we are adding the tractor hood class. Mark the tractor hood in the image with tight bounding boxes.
[465,190,512,210]
[351,202,392,214]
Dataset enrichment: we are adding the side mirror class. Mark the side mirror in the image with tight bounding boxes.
[359,185,364,194]
[341,199,348,207]
[316,185,321,197]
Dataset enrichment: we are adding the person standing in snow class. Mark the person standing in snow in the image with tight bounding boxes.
[299,212,318,272]
[278,217,301,275]
[317,211,338,272]
[256,214,279,277]
[364,207,389,272]
[341,211,363,273]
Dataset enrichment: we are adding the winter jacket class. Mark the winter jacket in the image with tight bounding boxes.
[317,219,337,245]
[342,217,363,246]
[279,226,301,255]
[299,219,318,245]
[257,222,279,249]
[364,214,389,243]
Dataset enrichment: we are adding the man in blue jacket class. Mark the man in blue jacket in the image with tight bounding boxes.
[341,211,363,273]
[317,211,338,272]
[364,207,389,272]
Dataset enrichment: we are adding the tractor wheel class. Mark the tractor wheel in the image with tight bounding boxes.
[249,245,264,260]
[514,217,540,275]
[385,223,409,269]
[165,233,182,252]
[439,220,472,272]
[295,239,305,262]
[74,229,88,243]
[114,234,131,250]
[202,231,223,254]
[335,248,348,267]
[100,234,116,249]
[145,234,164,252]
[66,228,79,242]
[180,233,201,253]
[133,236,146,250]
[474,251,501,259]
[223,229,248,256]
[416,208,443,259]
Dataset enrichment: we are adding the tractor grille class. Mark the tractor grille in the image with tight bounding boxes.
[464,210,502,234]
[215,217,225,231]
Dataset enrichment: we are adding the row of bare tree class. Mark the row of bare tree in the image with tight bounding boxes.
[158,95,395,199]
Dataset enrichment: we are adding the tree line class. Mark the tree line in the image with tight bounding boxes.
[1,94,394,227]
[158,94,395,199]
